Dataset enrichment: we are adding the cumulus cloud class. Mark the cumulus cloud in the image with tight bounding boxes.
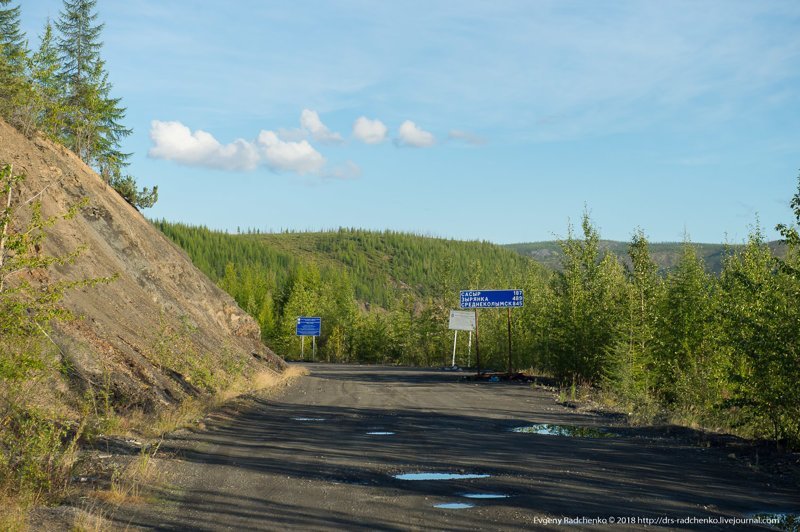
[396,120,435,147]
[148,120,261,171]
[256,130,325,175]
[447,129,486,146]
[149,120,329,176]
[300,109,343,144]
[352,116,388,144]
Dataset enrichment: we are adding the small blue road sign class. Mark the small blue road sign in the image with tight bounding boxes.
[296,316,322,336]
[459,289,523,309]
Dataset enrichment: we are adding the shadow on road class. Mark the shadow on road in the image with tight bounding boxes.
[111,365,799,531]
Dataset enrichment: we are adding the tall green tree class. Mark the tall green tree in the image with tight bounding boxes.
[548,212,626,382]
[26,20,65,139]
[652,240,717,406]
[56,0,111,163]
[605,229,662,406]
[54,0,156,209]
[719,227,799,446]
[0,0,30,127]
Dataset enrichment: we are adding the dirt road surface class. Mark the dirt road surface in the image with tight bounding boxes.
[113,364,798,531]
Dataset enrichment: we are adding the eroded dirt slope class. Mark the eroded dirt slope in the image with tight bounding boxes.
[0,119,284,410]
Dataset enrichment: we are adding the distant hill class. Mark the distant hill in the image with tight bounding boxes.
[153,224,539,309]
[505,240,787,273]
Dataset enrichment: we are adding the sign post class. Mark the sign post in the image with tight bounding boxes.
[296,317,322,361]
[452,330,458,366]
[459,290,523,374]
[467,330,472,367]
[507,308,512,375]
[448,310,476,367]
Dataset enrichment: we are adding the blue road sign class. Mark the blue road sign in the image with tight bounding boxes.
[459,289,523,309]
[296,316,322,336]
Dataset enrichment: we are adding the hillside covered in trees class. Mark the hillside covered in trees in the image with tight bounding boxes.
[153,222,544,366]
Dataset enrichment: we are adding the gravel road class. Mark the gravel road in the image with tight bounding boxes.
[113,364,798,531]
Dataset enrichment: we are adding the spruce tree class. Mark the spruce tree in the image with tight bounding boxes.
[55,0,156,209]
[0,0,30,127]
[605,229,662,409]
[56,0,131,170]
[28,20,65,139]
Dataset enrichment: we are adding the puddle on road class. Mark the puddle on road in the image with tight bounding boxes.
[461,493,510,499]
[434,502,474,509]
[511,424,617,438]
[394,472,491,481]
[366,431,395,435]
[292,417,326,421]
[746,512,799,531]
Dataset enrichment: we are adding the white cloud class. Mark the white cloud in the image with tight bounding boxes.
[148,120,260,171]
[396,120,435,147]
[149,120,327,176]
[300,109,343,144]
[447,129,486,146]
[352,116,388,144]
[256,130,326,175]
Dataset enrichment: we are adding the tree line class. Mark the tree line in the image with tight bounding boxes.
[0,0,156,209]
[156,176,800,448]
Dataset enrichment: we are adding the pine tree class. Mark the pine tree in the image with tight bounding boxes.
[27,20,66,139]
[55,0,156,209]
[719,227,799,446]
[55,3,124,174]
[605,229,662,408]
[0,0,31,127]
[56,0,107,161]
[549,211,625,382]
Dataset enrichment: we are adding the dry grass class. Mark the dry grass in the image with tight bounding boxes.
[92,445,161,506]
[0,499,28,531]
[281,365,310,380]
[70,505,112,532]
[111,365,309,440]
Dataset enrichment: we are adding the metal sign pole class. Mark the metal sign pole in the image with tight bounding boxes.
[451,330,458,367]
[507,307,512,375]
[312,336,316,361]
[467,330,472,367]
[301,336,305,359]
[475,308,480,373]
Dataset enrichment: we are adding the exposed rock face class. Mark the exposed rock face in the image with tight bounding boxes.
[0,119,285,411]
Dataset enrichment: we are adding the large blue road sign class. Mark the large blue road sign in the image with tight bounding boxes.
[296,316,322,336]
[460,289,524,309]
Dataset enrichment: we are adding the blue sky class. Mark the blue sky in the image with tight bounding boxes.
[20,1,800,244]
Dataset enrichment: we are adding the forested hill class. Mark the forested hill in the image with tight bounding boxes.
[505,240,786,273]
[153,222,538,309]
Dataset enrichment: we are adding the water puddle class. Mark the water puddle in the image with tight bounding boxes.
[366,431,395,435]
[393,472,490,481]
[461,493,510,499]
[434,502,474,509]
[292,417,326,421]
[511,424,617,438]
[746,512,799,531]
